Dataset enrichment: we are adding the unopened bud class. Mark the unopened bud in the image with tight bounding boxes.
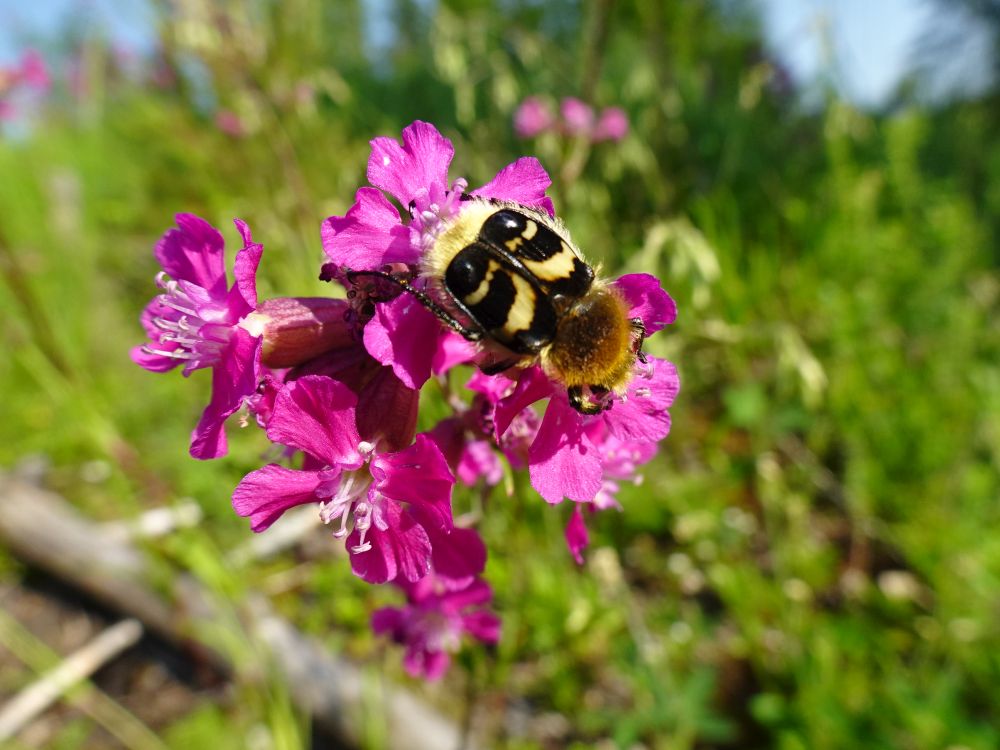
[242,297,353,368]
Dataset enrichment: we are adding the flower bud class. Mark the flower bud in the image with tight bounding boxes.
[242,297,353,368]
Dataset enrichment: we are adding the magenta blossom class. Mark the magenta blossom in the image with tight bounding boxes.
[593,106,629,142]
[321,121,555,389]
[132,214,264,459]
[232,375,484,584]
[514,96,556,138]
[372,574,500,681]
[18,50,50,91]
[560,97,596,137]
[565,506,590,565]
[564,425,658,564]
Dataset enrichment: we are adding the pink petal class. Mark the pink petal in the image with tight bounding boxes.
[372,435,454,530]
[356,367,419,452]
[266,375,364,467]
[426,417,464,473]
[229,219,263,313]
[232,464,322,532]
[565,504,590,565]
[362,294,443,389]
[130,343,179,373]
[424,525,487,586]
[131,301,182,372]
[431,331,477,375]
[321,187,415,269]
[405,647,450,681]
[371,606,405,636]
[471,156,556,216]
[189,327,262,459]
[440,577,493,610]
[494,366,553,441]
[155,214,227,296]
[461,611,501,644]
[349,505,432,584]
[466,369,516,402]
[614,273,677,334]
[366,121,454,208]
[456,440,503,487]
[601,357,679,444]
[528,397,603,503]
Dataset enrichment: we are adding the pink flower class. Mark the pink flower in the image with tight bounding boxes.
[513,96,555,138]
[565,506,589,565]
[18,50,50,91]
[215,110,245,137]
[593,106,629,142]
[563,426,658,564]
[560,97,595,137]
[321,121,556,389]
[372,574,500,680]
[232,375,484,584]
[131,214,264,459]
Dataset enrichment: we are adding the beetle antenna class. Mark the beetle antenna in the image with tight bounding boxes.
[345,269,486,342]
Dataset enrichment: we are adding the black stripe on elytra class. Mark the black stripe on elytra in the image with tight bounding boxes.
[480,209,565,263]
[444,242,557,354]
[546,256,595,298]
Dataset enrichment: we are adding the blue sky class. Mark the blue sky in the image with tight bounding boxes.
[0,0,983,107]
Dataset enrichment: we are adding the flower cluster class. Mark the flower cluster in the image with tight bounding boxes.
[514,96,629,142]
[133,120,677,678]
[0,50,49,121]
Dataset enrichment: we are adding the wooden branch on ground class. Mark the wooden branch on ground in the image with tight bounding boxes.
[0,473,473,750]
[0,619,145,743]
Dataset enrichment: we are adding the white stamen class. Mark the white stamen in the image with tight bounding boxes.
[140,345,196,360]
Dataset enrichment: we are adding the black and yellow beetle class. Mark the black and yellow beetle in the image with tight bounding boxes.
[349,199,646,414]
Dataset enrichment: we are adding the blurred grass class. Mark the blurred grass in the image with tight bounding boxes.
[1,0,998,748]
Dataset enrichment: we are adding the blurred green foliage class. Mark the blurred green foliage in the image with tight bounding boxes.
[0,0,998,748]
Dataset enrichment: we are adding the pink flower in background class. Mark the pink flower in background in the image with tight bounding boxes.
[0,49,50,121]
[560,97,595,137]
[513,96,556,138]
[513,96,630,144]
[18,50,50,91]
[131,214,264,459]
[563,427,659,564]
[593,106,629,142]
[565,506,590,565]
[372,574,500,680]
[215,109,246,137]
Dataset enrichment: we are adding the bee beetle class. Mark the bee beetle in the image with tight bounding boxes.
[348,199,646,414]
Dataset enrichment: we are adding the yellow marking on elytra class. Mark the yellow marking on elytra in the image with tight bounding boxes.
[522,220,538,240]
[505,237,523,252]
[463,261,499,306]
[504,273,537,334]
[522,243,577,282]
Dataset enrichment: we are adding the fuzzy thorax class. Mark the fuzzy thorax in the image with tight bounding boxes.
[542,285,635,393]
